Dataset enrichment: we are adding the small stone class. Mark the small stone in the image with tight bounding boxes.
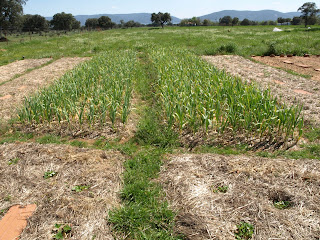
[283,60,293,64]
[280,54,285,57]
[0,95,12,100]
[293,89,312,95]
[274,80,285,85]
[270,54,275,57]
[296,64,312,68]
[287,54,293,57]
[315,69,320,72]
[304,54,310,57]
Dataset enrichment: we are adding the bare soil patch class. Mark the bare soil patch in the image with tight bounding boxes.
[203,55,320,125]
[0,58,52,85]
[0,142,124,240]
[160,154,320,239]
[253,55,320,81]
[0,57,90,122]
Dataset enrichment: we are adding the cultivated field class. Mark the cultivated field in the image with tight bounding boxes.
[0,26,319,240]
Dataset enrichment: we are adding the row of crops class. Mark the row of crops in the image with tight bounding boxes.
[149,48,303,147]
[18,50,137,126]
[17,47,303,148]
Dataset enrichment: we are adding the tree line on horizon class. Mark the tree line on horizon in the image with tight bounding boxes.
[1,0,319,37]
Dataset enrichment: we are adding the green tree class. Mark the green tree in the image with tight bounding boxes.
[98,16,113,29]
[232,17,239,26]
[190,16,201,26]
[51,12,78,31]
[291,16,302,25]
[22,14,48,32]
[240,18,251,26]
[298,2,320,27]
[151,12,171,28]
[0,0,27,36]
[219,16,232,26]
[85,18,99,29]
[202,19,213,26]
[277,17,285,25]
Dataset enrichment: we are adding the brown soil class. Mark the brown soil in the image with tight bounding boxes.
[159,154,320,239]
[0,58,52,85]
[253,55,320,81]
[203,55,320,125]
[0,57,90,123]
[0,142,124,240]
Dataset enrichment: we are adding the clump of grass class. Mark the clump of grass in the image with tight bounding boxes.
[264,41,278,55]
[217,43,237,54]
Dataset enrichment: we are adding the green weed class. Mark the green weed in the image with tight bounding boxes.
[44,170,57,179]
[235,221,254,240]
[8,158,19,165]
[53,224,72,240]
[72,185,90,192]
[273,200,292,209]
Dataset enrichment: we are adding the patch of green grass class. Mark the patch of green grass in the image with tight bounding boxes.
[195,145,248,155]
[304,127,320,142]
[108,52,181,239]
[36,134,66,144]
[69,140,88,148]
[235,221,254,240]
[0,132,34,144]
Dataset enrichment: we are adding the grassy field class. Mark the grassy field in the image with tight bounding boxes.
[1,25,320,239]
[1,25,320,66]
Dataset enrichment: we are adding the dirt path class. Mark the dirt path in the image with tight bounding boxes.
[0,59,52,85]
[203,55,320,125]
[0,57,90,122]
[160,154,320,239]
[0,142,124,240]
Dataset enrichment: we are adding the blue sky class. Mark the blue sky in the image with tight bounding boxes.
[24,0,312,18]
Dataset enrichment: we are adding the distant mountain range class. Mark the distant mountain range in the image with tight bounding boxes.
[46,10,303,26]
[199,10,301,22]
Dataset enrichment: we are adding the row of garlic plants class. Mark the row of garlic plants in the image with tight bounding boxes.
[18,50,136,126]
[149,47,303,145]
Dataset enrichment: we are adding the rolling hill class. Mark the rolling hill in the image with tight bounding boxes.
[198,10,301,22]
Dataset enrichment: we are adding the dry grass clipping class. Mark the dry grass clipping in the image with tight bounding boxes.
[0,142,124,240]
[0,57,90,122]
[0,58,52,85]
[159,154,320,239]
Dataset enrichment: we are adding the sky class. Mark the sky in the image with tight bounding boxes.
[24,0,314,18]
